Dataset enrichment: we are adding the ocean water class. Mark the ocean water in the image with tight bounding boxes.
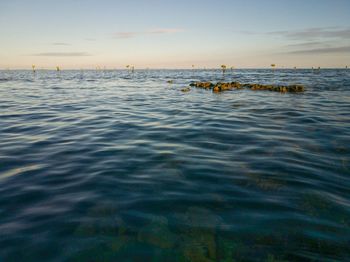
[0,69,349,261]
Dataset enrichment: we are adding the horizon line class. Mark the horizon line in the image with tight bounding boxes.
[1,67,349,71]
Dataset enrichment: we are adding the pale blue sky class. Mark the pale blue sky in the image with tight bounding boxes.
[1,0,349,69]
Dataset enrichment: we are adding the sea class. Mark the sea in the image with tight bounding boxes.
[0,69,349,261]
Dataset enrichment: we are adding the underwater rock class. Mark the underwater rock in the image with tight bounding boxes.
[246,173,285,191]
[300,193,332,217]
[216,236,248,261]
[137,216,177,249]
[189,81,304,93]
[176,207,223,261]
[167,80,174,84]
[109,235,133,252]
[181,87,191,92]
[74,215,126,237]
[182,243,215,262]
[74,203,126,237]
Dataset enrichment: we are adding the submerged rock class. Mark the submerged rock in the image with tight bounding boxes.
[137,216,177,249]
[74,203,125,237]
[189,81,304,93]
[246,172,285,191]
[181,87,191,92]
[176,207,223,261]
[216,236,248,261]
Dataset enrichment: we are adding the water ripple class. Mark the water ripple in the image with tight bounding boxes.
[0,69,350,261]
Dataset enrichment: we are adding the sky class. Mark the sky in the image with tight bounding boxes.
[0,0,349,69]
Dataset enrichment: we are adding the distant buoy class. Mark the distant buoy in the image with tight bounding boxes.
[56,66,60,71]
[32,64,36,73]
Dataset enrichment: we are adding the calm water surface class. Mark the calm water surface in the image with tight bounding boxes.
[0,69,349,261]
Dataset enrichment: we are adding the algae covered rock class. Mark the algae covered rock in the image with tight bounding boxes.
[176,207,223,261]
[189,81,305,93]
[181,87,191,92]
[216,236,248,261]
[286,84,305,92]
[74,204,125,237]
[138,216,177,249]
[244,83,304,93]
[189,82,214,89]
[246,173,285,191]
[213,82,243,92]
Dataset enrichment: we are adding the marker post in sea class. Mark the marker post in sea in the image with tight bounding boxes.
[32,64,36,73]
[221,65,227,75]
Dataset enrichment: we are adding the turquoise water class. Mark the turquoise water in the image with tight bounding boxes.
[0,69,349,261]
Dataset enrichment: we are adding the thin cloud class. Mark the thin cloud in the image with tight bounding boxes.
[114,28,184,39]
[52,42,71,46]
[285,41,329,48]
[237,27,350,56]
[147,28,184,34]
[234,30,258,35]
[287,46,350,55]
[32,52,92,57]
[237,27,350,41]
[115,32,139,39]
[269,27,350,40]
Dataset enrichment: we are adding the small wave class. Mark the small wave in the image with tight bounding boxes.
[0,164,44,181]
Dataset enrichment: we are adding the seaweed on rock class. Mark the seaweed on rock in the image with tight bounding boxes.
[189,81,304,93]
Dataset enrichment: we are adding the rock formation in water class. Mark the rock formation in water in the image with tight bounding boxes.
[189,81,305,93]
